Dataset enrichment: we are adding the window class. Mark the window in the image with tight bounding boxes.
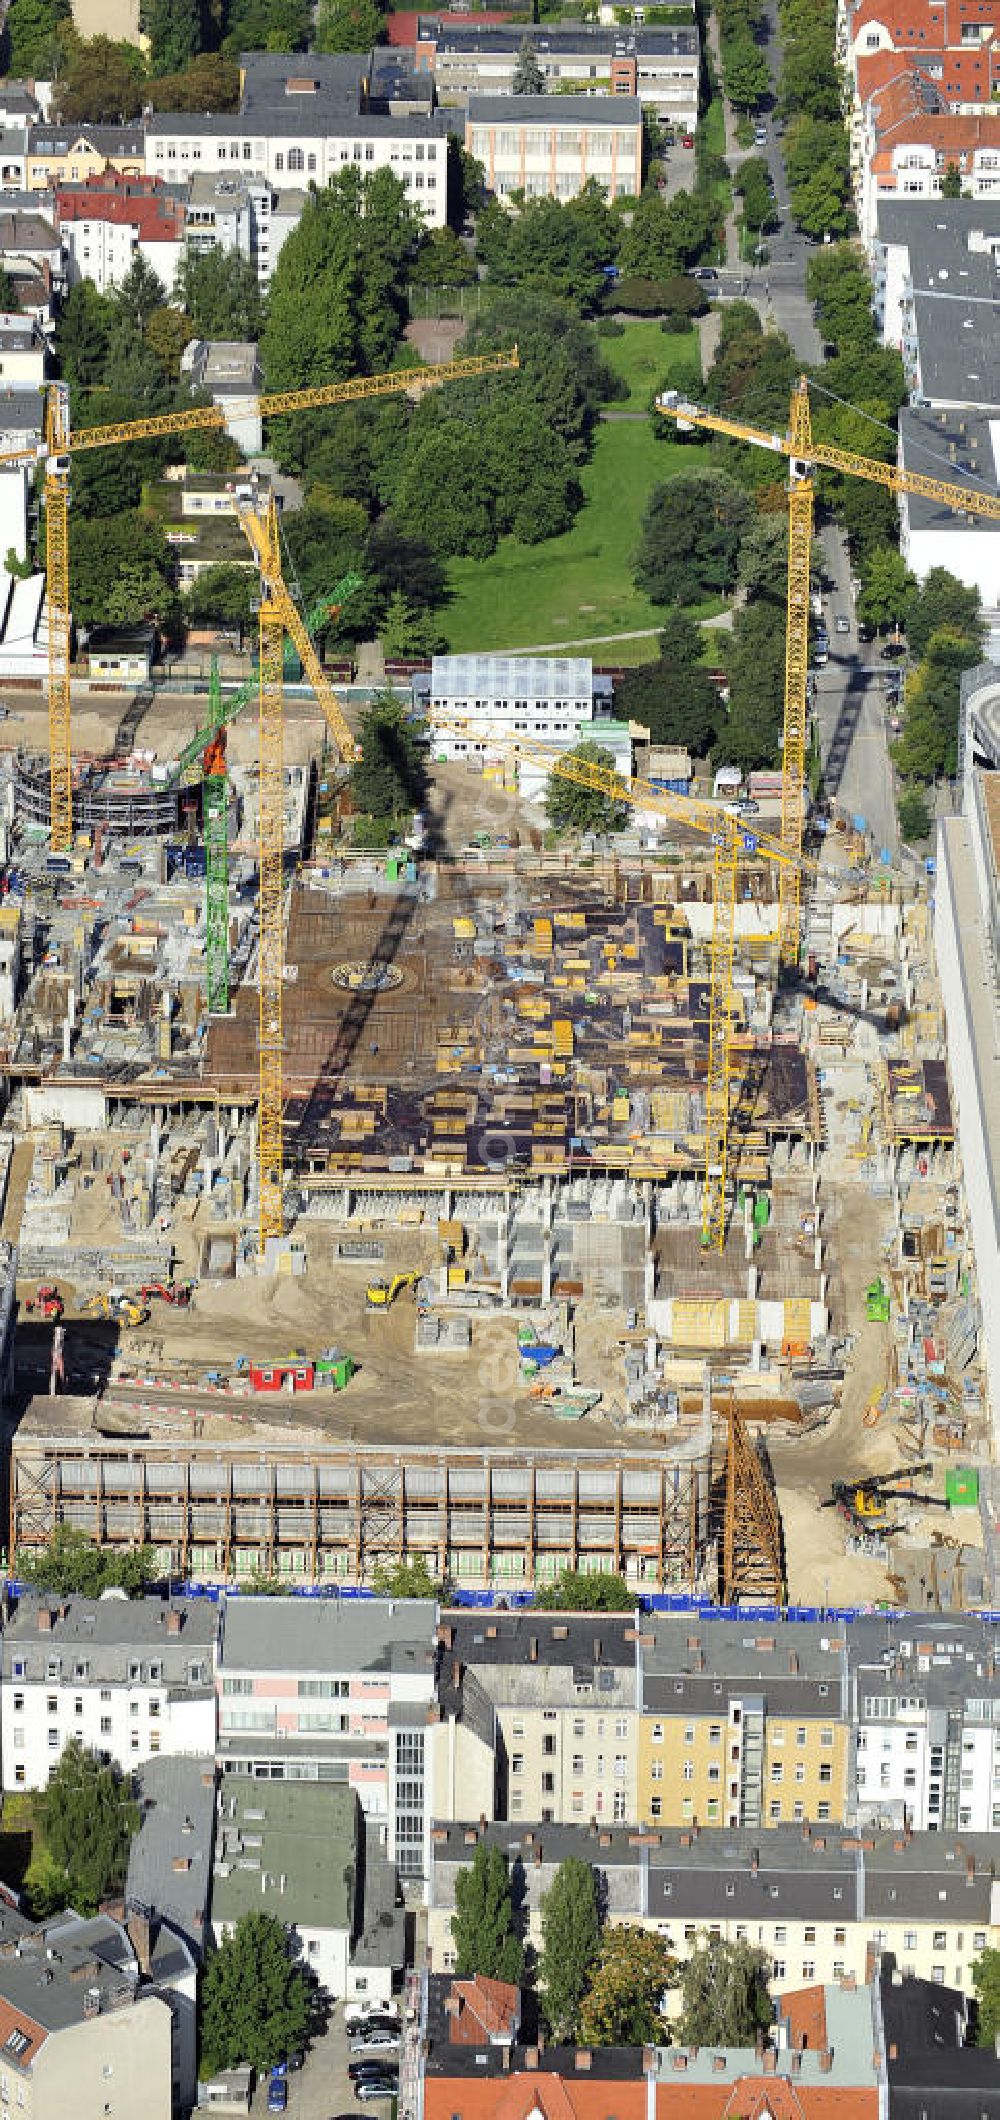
[614,1754,627,1779]
[12,1694,23,1714]
[615,1718,628,1739]
[709,1725,721,1744]
[101,1717,111,1735]
[769,1799,782,1819]
[834,1927,846,1946]
[74,1697,83,1717]
[819,1763,832,1784]
[542,1773,554,1794]
[802,1961,815,1980]
[771,1762,783,1783]
[13,1765,23,1786]
[772,1960,786,1980]
[46,1696,57,1715]
[149,1700,161,1719]
[613,1792,626,1821]
[904,1931,918,1950]
[650,1795,662,1818]
[572,1755,584,1774]
[683,1760,693,1781]
[511,1754,523,1775]
[933,1931,947,1950]
[804,1926,816,1944]
[796,1727,806,1746]
[11,1661,24,1681]
[47,1729,58,1749]
[101,1689,111,1704]
[652,1723,664,1743]
[651,1761,663,1782]
[817,1802,830,1822]
[573,1719,585,1738]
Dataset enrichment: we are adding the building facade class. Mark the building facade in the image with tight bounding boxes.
[421,653,634,797]
[416,21,699,130]
[0,1594,218,1789]
[56,171,186,295]
[465,94,643,201]
[0,1911,177,2120]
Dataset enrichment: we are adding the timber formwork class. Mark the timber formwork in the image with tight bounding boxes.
[9,1432,710,1590]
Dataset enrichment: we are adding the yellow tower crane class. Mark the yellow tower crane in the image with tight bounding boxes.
[656,376,1000,964]
[0,351,519,1251]
[434,721,814,1249]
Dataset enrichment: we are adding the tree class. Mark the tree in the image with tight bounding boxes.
[897,787,931,842]
[370,1557,443,1598]
[722,599,786,769]
[39,1741,139,1914]
[790,160,852,242]
[185,564,259,630]
[940,160,964,198]
[452,1845,524,1983]
[140,0,199,74]
[4,0,71,75]
[535,1568,634,1611]
[540,1860,601,2040]
[856,543,913,632]
[635,471,752,605]
[973,1947,1000,2048]
[147,52,241,111]
[110,252,167,334]
[579,1926,675,2045]
[678,1938,772,2046]
[316,0,385,50]
[410,227,478,290]
[55,278,116,388]
[780,29,843,120]
[0,267,17,312]
[513,34,545,92]
[904,567,983,660]
[222,0,311,54]
[144,304,193,380]
[175,249,263,343]
[350,692,428,821]
[381,589,445,659]
[546,742,629,835]
[57,35,146,123]
[105,561,172,625]
[200,1913,313,2077]
[70,513,173,627]
[616,659,721,755]
[18,1528,157,1597]
[724,34,770,110]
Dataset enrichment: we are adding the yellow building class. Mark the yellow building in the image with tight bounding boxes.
[26,123,145,192]
[637,1618,849,1829]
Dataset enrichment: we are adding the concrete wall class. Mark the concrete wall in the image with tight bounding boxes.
[934,818,1000,1432]
[29,1993,172,2120]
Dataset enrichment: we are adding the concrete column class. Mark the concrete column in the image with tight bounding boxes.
[819,1272,827,1305]
[814,1236,823,1272]
[542,1232,552,1303]
[747,1266,758,1301]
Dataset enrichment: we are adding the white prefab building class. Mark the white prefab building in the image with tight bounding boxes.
[897,410,1000,639]
[0,1593,219,1789]
[423,654,634,800]
[849,1613,1000,1832]
[466,94,643,202]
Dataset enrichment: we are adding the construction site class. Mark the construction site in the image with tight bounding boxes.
[0,367,994,1617]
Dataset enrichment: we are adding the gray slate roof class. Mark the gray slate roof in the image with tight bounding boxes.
[875,201,1000,407]
[640,1614,847,1717]
[0,1912,139,2040]
[467,94,643,123]
[427,21,697,53]
[898,408,1000,533]
[220,1594,437,1675]
[2,1593,217,1683]
[127,1756,217,1961]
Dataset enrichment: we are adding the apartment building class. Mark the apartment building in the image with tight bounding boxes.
[855,69,1000,244]
[0,1909,181,2120]
[438,1611,640,1825]
[420,654,634,796]
[849,1616,1000,1832]
[466,94,643,202]
[216,1594,443,1877]
[426,1818,1000,2000]
[145,52,451,228]
[0,314,47,386]
[0,1594,218,1789]
[25,123,145,191]
[414,20,700,131]
[184,170,306,288]
[637,1616,850,1831]
[56,171,187,296]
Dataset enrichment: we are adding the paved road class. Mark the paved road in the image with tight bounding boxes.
[812,533,900,862]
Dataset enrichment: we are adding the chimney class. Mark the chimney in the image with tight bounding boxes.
[37,1606,53,1633]
[889,2042,899,2061]
[763,2050,777,2076]
[529,1638,539,1663]
[452,1658,461,1687]
[790,2051,802,2076]
[818,2049,833,2073]
[172,1857,191,1874]
[751,1849,759,1875]
[592,1637,602,1660]
[166,1608,183,1635]
[574,2052,592,2072]
[789,1651,799,1674]
[967,1856,976,1882]
[524,2049,538,2071]
[127,1909,152,1976]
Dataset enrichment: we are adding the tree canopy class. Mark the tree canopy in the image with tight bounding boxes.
[350,692,428,822]
[534,1568,635,1611]
[175,249,263,342]
[452,1845,524,1983]
[635,470,752,605]
[678,1938,772,2046]
[39,1741,139,1914]
[579,1926,675,2045]
[315,0,386,51]
[18,1527,157,1598]
[200,1913,313,2077]
[512,34,545,92]
[370,1557,443,1598]
[973,1946,1000,2048]
[545,743,629,836]
[540,1860,601,2040]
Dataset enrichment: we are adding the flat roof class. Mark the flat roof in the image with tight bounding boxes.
[211,1780,358,1929]
[899,407,1000,530]
[468,93,643,123]
[220,1592,437,1674]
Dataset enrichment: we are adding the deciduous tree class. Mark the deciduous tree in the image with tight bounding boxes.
[904,567,983,660]
[316,0,385,50]
[452,1845,524,1983]
[635,470,752,604]
[540,1860,601,2040]
[57,34,146,122]
[579,1926,675,2045]
[200,1914,312,2076]
[175,249,263,342]
[39,1741,138,1914]
[140,0,200,76]
[546,742,629,835]
[973,1947,1000,2046]
[678,1938,772,2045]
[856,544,913,632]
[535,1568,634,1610]
[19,1527,156,1598]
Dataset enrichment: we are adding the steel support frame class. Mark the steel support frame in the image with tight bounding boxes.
[701,834,738,1251]
[721,1403,784,1604]
[779,381,815,969]
[45,384,72,853]
[257,580,286,1255]
[204,663,230,1016]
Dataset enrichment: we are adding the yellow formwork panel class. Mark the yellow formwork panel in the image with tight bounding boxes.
[671,1299,729,1349]
[783,1298,811,1341]
[733,1300,759,1345]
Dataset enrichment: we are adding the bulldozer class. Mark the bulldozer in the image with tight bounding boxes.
[366,1271,419,1311]
[82,1291,150,1328]
[822,1461,951,1533]
[25,1284,64,1320]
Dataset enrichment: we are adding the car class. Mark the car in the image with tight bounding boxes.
[350,2062,399,2082]
[812,649,828,667]
[267,2079,288,2115]
[880,638,907,659]
[753,124,768,144]
[690,266,718,281]
[356,2080,398,2102]
[351,2034,399,2054]
[857,621,874,643]
[835,615,850,634]
[681,132,694,147]
[736,797,760,815]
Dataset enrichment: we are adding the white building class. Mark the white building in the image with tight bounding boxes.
[422,653,634,800]
[180,338,262,456]
[935,664,1000,1435]
[0,464,51,684]
[185,170,307,289]
[0,312,47,385]
[897,409,1000,632]
[849,1615,1000,1833]
[466,94,643,202]
[417,22,699,134]
[0,1593,219,1789]
[57,183,186,298]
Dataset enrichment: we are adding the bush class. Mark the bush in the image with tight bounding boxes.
[604,276,672,314]
[597,316,626,337]
[897,788,932,843]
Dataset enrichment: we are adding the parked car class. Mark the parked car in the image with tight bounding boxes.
[356,2080,398,2102]
[691,266,718,281]
[267,2077,288,2114]
[681,132,694,146]
[350,2062,399,2083]
[857,621,874,643]
[835,615,850,634]
[880,638,907,659]
[351,2034,400,2054]
[754,123,768,144]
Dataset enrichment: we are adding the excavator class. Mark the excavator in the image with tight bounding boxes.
[366,1271,419,1311]
[822,1462,951,1532]
[82,1291,150,1328]
[24,1284,64,1320]
[138,1280,194,1308]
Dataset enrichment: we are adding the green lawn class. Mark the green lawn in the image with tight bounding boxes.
[442,324,709,657]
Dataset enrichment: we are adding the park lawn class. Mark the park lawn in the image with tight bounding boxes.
[442,325,710,657]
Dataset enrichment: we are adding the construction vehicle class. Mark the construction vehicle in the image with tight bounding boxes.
[82,1292,150,1328]
[24,1284,64,1320]
[866,1277,891,1323]
[822,1462,951,1530]
[138,1281,194,1308]
[366,1272,419,1310]
[657,378,1000,964]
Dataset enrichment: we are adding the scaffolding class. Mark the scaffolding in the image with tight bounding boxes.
[203,660,230,1016]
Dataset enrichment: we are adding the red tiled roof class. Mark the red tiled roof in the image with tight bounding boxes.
[654,2080,878,2117]
[872,99,1000,147]
[848,0,1000,47]
[388,8,511,41]
[857,43,999,96]
[449,1976,520,2044]
[0,1996,47,2070]
[425,2075,647,2120]
[779,1985,829,2054]
[55,177,185,242]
